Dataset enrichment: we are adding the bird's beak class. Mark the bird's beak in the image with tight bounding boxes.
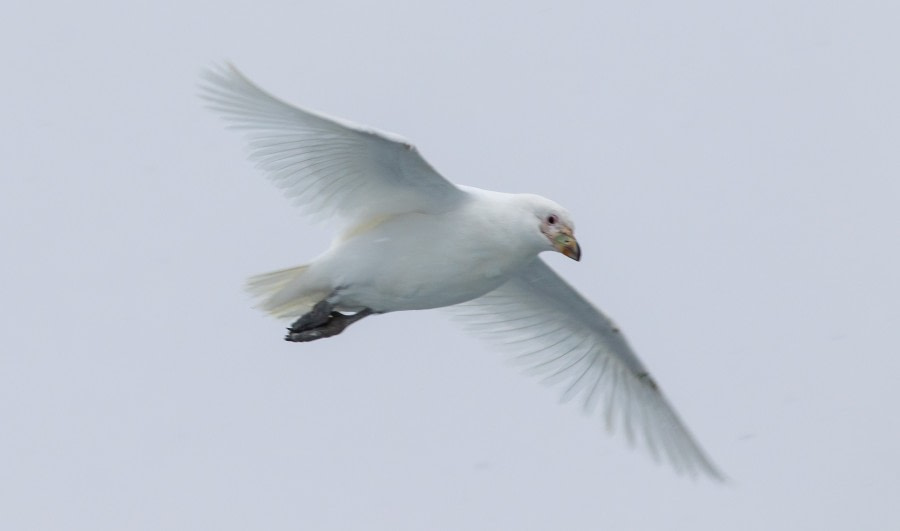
[553,230,581,261]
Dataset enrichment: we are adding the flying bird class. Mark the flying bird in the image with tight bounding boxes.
[201,64,723,480]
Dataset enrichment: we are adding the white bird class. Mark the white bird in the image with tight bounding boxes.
[201,64,723,480]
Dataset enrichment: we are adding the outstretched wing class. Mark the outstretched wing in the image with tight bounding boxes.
[453,257,723,480]
[200,64,466,227]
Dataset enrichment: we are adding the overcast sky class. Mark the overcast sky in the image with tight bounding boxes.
[2,1,898,529]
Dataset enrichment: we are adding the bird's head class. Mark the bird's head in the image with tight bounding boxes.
[519,194,581,261]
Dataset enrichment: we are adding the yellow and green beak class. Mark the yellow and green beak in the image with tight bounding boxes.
[554,232,581,261]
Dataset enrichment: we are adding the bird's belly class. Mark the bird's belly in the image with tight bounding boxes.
[335,257,512,312]
[321,232,525,312]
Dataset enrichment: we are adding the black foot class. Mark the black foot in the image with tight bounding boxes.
[284,309,374,343]
[287,300,333,334]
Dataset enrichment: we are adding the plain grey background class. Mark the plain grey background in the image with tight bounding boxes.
[2,1,898,529]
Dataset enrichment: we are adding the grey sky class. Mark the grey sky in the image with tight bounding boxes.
[2,1,898,529]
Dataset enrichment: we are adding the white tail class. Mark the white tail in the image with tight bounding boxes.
[245,264,329,319]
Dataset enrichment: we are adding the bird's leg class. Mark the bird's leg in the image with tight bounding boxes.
[285,309,375,342]
[287,300,334,334]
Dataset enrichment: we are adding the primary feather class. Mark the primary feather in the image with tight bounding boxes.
[200,64,465,228]
[453,258,723,480]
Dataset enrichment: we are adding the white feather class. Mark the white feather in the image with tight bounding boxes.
[452,258,724,480]
[200,64,465,229]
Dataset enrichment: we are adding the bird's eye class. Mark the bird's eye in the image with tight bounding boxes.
[547,214,558,225]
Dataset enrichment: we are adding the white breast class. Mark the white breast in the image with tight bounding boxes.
[311,191,541,313]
